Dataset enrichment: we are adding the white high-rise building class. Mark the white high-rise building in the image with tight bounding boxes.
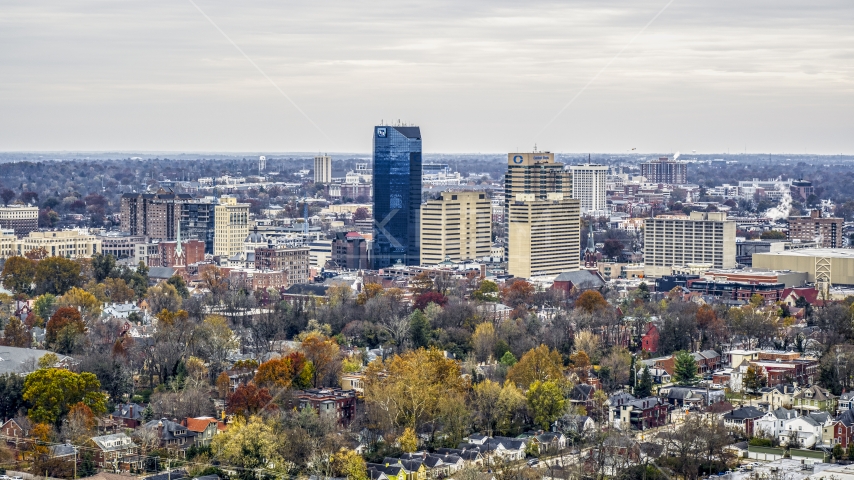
[568,163,608,217]
[314,155,332,184]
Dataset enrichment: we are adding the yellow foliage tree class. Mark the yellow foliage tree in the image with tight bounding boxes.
[57,286,102,320]
[506,344,564,389]
[398,427,418,453]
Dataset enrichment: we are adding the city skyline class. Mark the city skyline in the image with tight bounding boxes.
[2,1,853,154]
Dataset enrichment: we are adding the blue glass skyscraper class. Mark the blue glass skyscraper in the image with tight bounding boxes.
[372,125,422,269]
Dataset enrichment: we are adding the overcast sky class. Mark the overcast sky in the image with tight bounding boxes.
[1,0,852,154]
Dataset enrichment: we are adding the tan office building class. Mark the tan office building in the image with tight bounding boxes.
[421,191,492,265]
[9,230,101,259]
[753,248,854,286]
[214,196,251,257]
[643,212,736,277]
[505,152,581,278]
[314,155,332,184]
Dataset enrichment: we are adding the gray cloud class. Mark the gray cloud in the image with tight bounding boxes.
[0,0,852,153]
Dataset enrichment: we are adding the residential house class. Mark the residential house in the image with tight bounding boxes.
[641,323,659,353]
[88,433,143,471]
[294,388,357,427]
[569,384,597,411]
[0,417,32,451]
[141,418,198,452]
[759,384,799,410]
[610,396,668,431]
[382,458,427,480]
[839,392,854,412]
[531,432,566,455]
[49,443,78,460]
[607,392,636,409]
[399,452,461,478]
[722,406,765,436]
[368,463,407,480]
[825,410,854,448]
[755,408,800,440]
[777,415,825,448]
[181,417,225,447]
[434,448,483,466]
[111,403,146,428]
[693,350,722,374]
[793,385,837,414]
[659,386,725,408]
[458,436,527,462]
[584,437,641,477]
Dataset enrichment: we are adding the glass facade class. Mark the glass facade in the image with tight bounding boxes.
[372,125,422,268]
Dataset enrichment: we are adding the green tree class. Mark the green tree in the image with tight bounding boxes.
[1,256,37,295]
[472,280,500,302]
[526,380,565,430]
[0,374,25,420]
[847,442,854,460]
[499,351,518,367]
[23,368,107,424]
[673,350,698,386]
[167,275,190,299]
[33,293,57,319]
[409,309,431,349]
[635,365,654,398]
[743,365,766,393]
[833,444,844,461]
[34,257,82,295]
[90,253,116,283]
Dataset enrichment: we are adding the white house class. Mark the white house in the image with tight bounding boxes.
[755,408,800,439]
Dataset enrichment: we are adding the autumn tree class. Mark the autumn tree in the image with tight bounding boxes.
[364,347,468,432]
[2,317,31,347]
[197,315,238,377]
[1,256,37,295]
[575,290,609,314]
[501,279,535,309]
[333,448,368,480]
[34,256,81,295]
[506,344,564,389]
[58,286,102,320]
[211,416,288,476]
[302,333,341,387]
[227,383,274,417]
[61,402,96,443]
[23,368,106,424]
[744,365,767,393]
[526,380,566,430]
[46,306,85,353]
[146,282,182,314]
[216,372,230,399]
[472,379,502,436]
[472,322,497,362]
[254,353,312,390]
[471,280,499,302]
[103,277,136,303]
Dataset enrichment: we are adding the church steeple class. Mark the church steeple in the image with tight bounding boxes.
[174,217,185,267]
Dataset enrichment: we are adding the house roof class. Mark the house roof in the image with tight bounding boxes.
[111,403,145,421]
[142,418,198,442]
[0,346,71,375]
[143,470,188,480]
[723,406,765,420]
[570,384,596,401]
[148,267,176,279]
[794,385,836,401]
[770,408,799,420]
[90,433,137,452]
[50,443,77,457]
[182,416,222,433]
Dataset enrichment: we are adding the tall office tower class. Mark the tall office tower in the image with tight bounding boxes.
[0,205,38,236]
[214,195,251,257]
[372,125,422,268]
[643,211,736,278]
[505,152,581,278]
[182,199,217,254]
[421,191,492,265]
[121,188,194,240]
[787,210,843,248]
[568,163,608,216]
[259,155,267,172]
[641,157,687,185]
[314,155,332,184]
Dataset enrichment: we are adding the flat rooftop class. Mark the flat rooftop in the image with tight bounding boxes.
[755,248,854,259]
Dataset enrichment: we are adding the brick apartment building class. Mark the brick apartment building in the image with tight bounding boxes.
[787,210,843,248]
[294,388,357,426]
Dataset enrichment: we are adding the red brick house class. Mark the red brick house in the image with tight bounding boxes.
[294,388,357,426]
[1,418,32,451]
[641,323,659,353]
[88,433,143,471]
